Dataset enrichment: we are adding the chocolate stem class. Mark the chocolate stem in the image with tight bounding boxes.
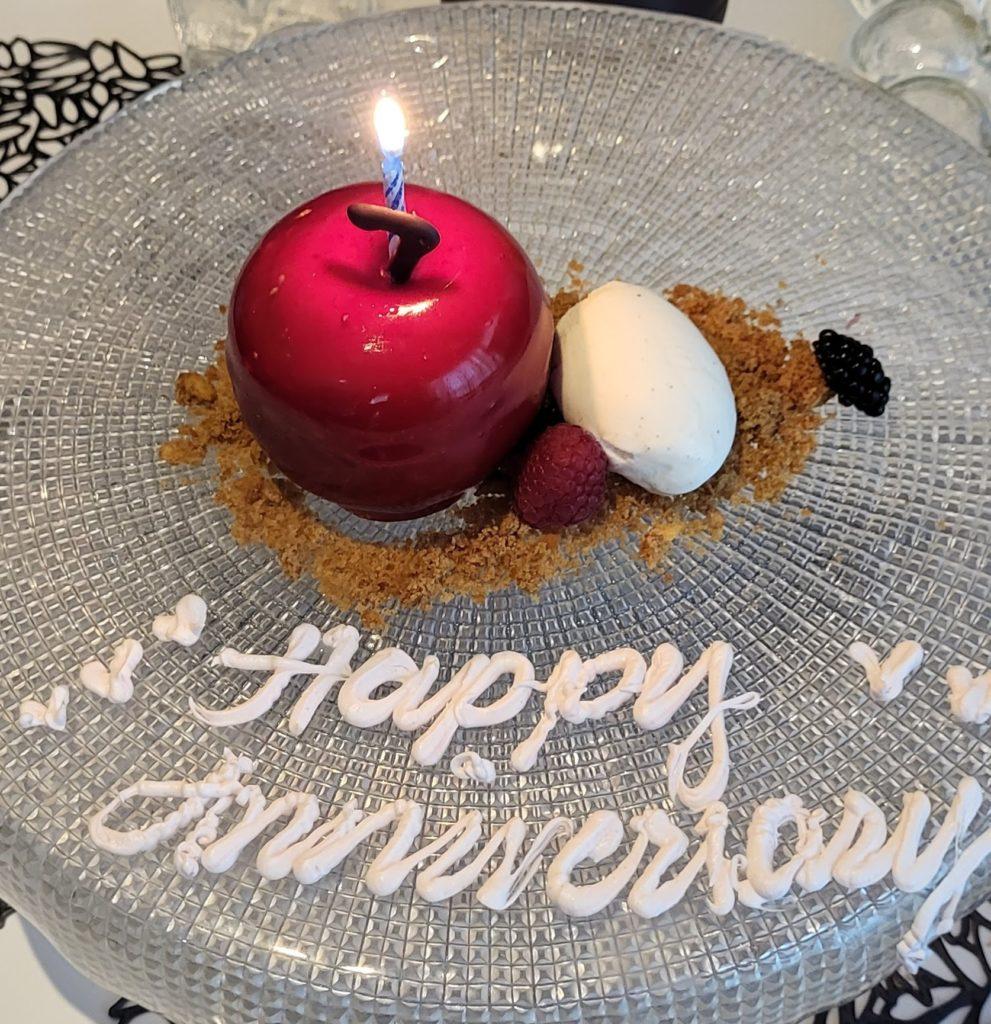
[346,203,441,284]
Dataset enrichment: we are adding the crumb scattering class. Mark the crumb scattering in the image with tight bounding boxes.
[161,283,827,625]
[549,260,586,323]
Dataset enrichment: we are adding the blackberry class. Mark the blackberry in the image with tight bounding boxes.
[813,329,891,417]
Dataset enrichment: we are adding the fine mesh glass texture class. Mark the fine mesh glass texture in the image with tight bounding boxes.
[0,6,989,1023]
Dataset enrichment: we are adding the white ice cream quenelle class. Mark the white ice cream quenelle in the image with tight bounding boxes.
[554,281,737,496]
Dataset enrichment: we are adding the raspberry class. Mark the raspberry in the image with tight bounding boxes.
[813,329,891,417]
[514,424,608,531]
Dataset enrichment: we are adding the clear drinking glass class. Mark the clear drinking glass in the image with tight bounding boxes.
[168,0,437,69]
[848,0,991,153]
[848,0,895,16]
[851,0,990,25]
[889,74,991,149]
[850,0,985,84]
[167,0,263,68]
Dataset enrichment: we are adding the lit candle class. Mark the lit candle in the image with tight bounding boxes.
[374,95,407,213]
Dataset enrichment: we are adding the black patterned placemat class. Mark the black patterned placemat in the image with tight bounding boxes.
[0,36,987,1024]
[0,38,181,200]
[813,908,991,1023]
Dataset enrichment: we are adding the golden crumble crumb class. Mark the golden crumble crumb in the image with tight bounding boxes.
[550,260,588,322]
[550,288,583,323]
[175,370,217,407]
[160,280,828,624]
[159,438,206,466]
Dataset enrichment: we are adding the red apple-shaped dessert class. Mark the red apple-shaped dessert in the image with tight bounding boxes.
[227,182,553,521]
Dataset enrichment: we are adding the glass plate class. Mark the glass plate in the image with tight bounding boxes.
[0,5,989,1022]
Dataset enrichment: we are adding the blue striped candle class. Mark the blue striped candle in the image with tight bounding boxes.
[381,151,406,213]
[374,96,407,214]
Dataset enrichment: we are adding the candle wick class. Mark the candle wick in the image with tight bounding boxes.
[347,204,440,285]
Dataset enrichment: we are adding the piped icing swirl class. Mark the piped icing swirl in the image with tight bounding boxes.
[946,664,991,725]
[17,685,69,731]
[849,639,924,704]
[451,751,497,786]
[80,638,143,704]
[153,594,208,647]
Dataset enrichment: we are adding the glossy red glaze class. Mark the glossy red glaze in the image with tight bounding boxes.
[227,182,553,521]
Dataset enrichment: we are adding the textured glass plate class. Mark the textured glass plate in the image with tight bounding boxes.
[0,5,989,1023]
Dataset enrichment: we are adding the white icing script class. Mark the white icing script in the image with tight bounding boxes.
[17,686,69,731]
[89,752,987,957]
[451,751,497,786]
[90,751,571,910]
[898,819,991,973]
[90,748,255,871]
[153,594,208,647]
[80,638,143,704]
[946,664,991,726]
[189,630,760,807]
[848,639,924,704]
[636,643,761,812]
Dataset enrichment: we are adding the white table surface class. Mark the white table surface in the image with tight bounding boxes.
[0,1,867,1022]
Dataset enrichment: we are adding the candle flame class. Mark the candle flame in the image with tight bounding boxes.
[374,95,407,157]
